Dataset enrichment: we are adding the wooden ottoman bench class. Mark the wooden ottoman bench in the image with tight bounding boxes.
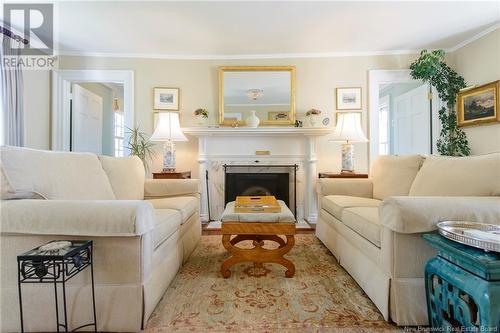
[220,200,296,278]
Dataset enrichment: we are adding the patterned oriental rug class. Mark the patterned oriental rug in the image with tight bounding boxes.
[145,235,401,332]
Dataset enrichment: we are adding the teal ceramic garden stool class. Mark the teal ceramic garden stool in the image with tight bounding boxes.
[423,234,500,331]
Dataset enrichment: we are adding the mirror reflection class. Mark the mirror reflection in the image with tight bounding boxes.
[220,67,295,126]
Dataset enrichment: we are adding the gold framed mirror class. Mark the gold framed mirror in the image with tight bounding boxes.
[219,66,296,126]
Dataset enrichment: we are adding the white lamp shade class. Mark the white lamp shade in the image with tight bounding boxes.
[150,112,187,142]
[330,112,368,142]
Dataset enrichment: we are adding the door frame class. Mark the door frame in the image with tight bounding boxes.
[368,69,441,166]
[51,69,134,154]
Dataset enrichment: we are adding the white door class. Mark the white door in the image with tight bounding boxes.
[71,84,103,154]
[393,84,430,155]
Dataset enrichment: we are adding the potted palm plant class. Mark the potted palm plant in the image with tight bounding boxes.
[126,126,155,172]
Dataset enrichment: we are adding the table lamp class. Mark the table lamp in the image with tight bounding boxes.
[329,112,368,173]
[150,112,187,171]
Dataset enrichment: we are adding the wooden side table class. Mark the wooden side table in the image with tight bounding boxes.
[423,234,500,331]
[153,171,191,179]
[318,172,368,178]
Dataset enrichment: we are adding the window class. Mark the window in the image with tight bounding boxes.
[114,111,124,157]
[378,96,390,155]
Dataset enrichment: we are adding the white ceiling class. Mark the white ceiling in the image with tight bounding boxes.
[53,1,500,58]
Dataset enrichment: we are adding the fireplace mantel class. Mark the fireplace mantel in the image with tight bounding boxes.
[183,127,333,137]
[187,126,332,224]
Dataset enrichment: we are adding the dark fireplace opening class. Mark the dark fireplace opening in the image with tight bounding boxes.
[225,172,289,206]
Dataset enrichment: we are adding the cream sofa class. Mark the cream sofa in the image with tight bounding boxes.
[316,153,500,326]
[0,146,201,332]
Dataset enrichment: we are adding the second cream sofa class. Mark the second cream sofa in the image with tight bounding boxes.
[316,153,500,326]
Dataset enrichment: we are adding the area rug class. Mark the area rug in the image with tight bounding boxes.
[145,235,401,332]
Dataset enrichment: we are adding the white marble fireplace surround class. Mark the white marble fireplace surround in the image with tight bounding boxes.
[183,127,333,223]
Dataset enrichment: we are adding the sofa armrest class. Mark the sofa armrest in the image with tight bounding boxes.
[317,178,373,198]
[144,179,200,199]
[380,196,500,234]
[1,200,155,237]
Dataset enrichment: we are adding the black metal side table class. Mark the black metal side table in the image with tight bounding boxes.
[17,240,97,332]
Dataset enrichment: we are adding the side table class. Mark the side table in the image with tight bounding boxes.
[318,172,368,178]
[423,234,500,331]
[17,240,97,332]
[153,171,191,179]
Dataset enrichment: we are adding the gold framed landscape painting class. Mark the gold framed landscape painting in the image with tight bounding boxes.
[457,80,499,127]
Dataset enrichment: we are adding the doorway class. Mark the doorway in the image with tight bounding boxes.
[368,70,443,165]
[52,70,134,155]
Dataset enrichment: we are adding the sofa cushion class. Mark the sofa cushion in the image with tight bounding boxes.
[322,195,381,220]
[0,146,115,200]
[371,155,424,200]
[342,207,381,248]
[146,197,198,222]
[99,155,145,200]
[409,153,500,196]
[154,209,182,249]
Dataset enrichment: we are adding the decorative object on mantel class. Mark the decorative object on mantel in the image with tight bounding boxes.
[336,87,362,110]
[153,87,180,111]
[306,108,322,127]
[245,110,260,128]
[456,80,499,127]
[329,112,368,173]
[150,112,188,171]
[410,49,470,156]
[194,108,209,126]
[322,117,330,126]
[294,120,303,127]
[126,126,155,171]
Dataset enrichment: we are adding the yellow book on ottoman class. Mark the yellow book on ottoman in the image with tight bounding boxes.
[234,196,281,213]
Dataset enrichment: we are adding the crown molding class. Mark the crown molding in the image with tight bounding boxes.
[58,49,424,60]
[57,23,500,60]
[447,21,500,53]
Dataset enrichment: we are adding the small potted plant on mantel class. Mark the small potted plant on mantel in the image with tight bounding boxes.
[306,108,322,127]
[194,108,209,126]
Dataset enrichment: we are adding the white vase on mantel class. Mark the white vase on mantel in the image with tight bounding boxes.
[196,115,208,126]
[245,110,260,128]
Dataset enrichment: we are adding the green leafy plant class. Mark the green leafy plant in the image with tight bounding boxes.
[306,108,322,116]
[126,126,155,171]
[194,108,209,118]
[409,49,470,156]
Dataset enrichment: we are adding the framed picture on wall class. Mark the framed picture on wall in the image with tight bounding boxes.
[457,80,499,127]
[336,87,362,110]
[153,87,180,110]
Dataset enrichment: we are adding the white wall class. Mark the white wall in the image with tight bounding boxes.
[451,28,500,155]
[23,70,50,149]
[54,54,422,176]
[21,28,499,175]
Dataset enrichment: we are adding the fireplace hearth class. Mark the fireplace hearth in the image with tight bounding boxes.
[224,165,297,215]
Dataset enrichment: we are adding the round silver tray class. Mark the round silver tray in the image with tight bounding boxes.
[437,221,500,253]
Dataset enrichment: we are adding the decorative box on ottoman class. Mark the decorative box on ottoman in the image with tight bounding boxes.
[220,199,296,278]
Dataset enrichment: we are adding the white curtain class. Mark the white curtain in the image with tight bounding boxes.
[0,35,24,146]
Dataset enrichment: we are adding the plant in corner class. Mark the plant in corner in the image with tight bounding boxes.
[409,49,470,156]
[126,126,155,171]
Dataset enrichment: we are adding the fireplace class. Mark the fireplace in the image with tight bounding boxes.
[224,165,297,215]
